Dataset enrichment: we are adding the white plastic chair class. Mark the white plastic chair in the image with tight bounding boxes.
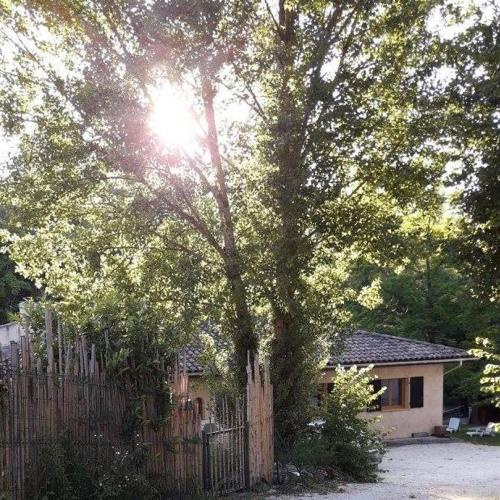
[466,422,497,437]
[446,417,460,433]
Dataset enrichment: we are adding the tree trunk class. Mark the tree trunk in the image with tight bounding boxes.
[424,254,437,343]
[269,2,316,441]
[201,73,258,385]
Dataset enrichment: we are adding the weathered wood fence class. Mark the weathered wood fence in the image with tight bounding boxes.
[202,396,247,494]
[201,354,274,495]
[0,335,202,498]
[0,313,273,498]
[247,354,274,487]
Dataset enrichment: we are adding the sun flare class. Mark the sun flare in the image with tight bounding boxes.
[148,84,199,152]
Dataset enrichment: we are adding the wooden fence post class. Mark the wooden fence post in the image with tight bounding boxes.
[0,327,274,498]
[246,352,274,488]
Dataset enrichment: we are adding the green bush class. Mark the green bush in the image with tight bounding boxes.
[284,365,385,483]
[25,434,173,499]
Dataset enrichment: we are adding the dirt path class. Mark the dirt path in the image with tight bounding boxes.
[273,442,500,500]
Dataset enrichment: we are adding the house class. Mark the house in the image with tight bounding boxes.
[0,319,474,439]
[185,330,474,439]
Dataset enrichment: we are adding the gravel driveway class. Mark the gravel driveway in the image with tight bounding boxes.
[275,442,500,500]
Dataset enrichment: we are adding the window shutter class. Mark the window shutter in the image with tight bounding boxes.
[368,379,382,412]
[410,376,424,408]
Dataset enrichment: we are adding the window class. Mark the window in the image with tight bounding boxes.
[381,378,404,409]
[321,382,334,399]
[316,383,335,405]
[369,375,424,412]
[310,383,336,407]
[195,397,204,419]
[370,378,407,411]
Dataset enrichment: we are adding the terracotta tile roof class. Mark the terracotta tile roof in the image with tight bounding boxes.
[183,330,473,374]
[328,330,473,366]
[1,328,473,375]
[181,343,206,374]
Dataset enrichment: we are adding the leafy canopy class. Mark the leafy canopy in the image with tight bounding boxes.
[0,0,475,437]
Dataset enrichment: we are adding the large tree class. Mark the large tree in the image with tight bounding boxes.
[443,2,500,405]
[444,2,499,300]
[347,212,499,345]
[0,0,449,438]
[0,254,36,323]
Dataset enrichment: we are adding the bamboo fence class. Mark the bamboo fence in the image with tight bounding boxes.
[0,311,274,498]
[201,354,274,494]
[0,312,202,498]
[246,353,274,487]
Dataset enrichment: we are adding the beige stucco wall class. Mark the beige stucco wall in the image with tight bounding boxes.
[321,363,444,439]
[188,375,210,399]
[188,376,211,420]
[190,363,444,439]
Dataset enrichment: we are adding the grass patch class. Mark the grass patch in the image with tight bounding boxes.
[454,426,500,446]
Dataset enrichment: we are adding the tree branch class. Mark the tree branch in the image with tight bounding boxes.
[263,0,281,34]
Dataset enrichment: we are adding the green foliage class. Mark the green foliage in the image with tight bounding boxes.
[18,298,49,358]
[443,7,500,301]
[283,366,385,483]
[443,365,482,406]
[346,213,499,345]
[438,4,499,409]
[18,298,177,430]
[0,253,36,324]
[26,435,172,500]
[471,333,500,408]
[348,255,498,348]
[345,212,497,406]
[0,0,488,440]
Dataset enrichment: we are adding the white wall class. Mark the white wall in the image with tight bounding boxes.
[0,322,24,346]
[321,363,445,439]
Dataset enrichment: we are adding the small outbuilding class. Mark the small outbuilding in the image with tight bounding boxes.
[186,330,474,439]
[320,331,474,439]
[1,321,474,439]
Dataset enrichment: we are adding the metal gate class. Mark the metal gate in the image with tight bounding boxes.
[202,397,247,494]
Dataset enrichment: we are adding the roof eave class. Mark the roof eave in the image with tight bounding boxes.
[326,357,476,369]
[187,357,476,375]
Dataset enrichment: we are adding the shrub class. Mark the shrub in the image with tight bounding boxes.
[284,365,385,483]
[25,434,172,500]
[471,335,500,408]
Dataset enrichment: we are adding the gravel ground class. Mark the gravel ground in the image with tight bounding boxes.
[272,442,500,500]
